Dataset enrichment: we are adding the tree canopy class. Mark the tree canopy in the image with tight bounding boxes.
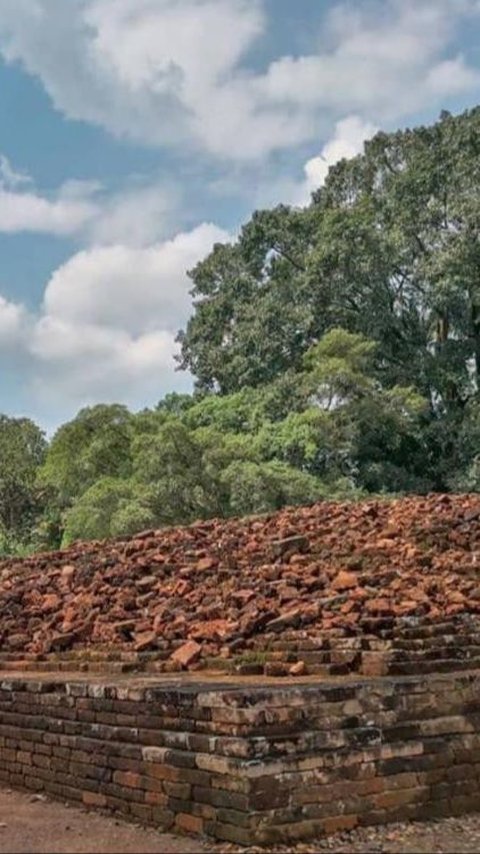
[2,107,480,553]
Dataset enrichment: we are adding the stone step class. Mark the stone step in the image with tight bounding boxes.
[389,656,480,675]
[390,645,480,662]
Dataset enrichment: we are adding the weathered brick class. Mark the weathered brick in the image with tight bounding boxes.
[112,770,146,790]
[322,815,359,834]
[151,808,175,829]
[373,787,429,810]
[82,791,107,807]
[193,785,249,811]
[145,790,168,807]
[163,782,191,800]
[175,813,204,834]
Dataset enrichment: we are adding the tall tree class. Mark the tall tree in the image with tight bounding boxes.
[179,107,480,420]
[39,404,134,505]
[0,415,46,552]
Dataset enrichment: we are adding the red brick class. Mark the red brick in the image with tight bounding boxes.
[82,791,107,807]
[175,813,204,834]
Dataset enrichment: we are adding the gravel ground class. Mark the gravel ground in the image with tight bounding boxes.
[220,814,480,854]
[2,787,480,853]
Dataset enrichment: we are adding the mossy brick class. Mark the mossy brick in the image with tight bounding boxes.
[216,807,251,828]
[129,803,153,822]
[249,775,290,809]
[195,753,242,775]
[151,807,175,829]
[95,713,118,726]
[193,785,249,811]
[163,781,191,800]
[138,730,166,747]
[211,773,250,794]
[34,743,52,756]
[321,815,359,835]
[43,781,83,802]
[204,820,251,846]
[186,734,216,753]
[107,756,143,774]
[69,761,110,783]
[164,749,197,769]
[373,786,429,810]
[32,754,51,769]
[100,782,144,803]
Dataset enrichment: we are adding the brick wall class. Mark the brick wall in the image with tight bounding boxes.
[1,671,480,845]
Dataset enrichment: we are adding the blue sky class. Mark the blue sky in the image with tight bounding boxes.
[0,0,479,433]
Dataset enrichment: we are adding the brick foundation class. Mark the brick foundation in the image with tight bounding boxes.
[1,670,480,845]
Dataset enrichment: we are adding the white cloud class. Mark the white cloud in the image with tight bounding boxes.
[257,2,478,122]
[87,182,179,247]
[41,222,227,335]
[292,116,378,206]
[0,0,478,160]
[0,152,177,245]
[0,154,31,189]
[0,295,28,348]
[4,222,230,412]
[249,115,378,209]
[425,57,480,96]
[0,155,99,235]
[0,185,97,236]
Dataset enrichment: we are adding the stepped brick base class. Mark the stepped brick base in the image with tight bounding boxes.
[2,669,480,845]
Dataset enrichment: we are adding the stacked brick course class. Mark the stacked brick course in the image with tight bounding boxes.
[1,495,480,843]
[1,670,480,845]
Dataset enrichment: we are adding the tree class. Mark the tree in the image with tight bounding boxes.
[177,206,315,393]
[39,404,134,505]
[0,415,47,553]
[178,108,480,418]
[63,478,156,544]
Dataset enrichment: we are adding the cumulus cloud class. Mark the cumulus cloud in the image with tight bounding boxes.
[86,182,180,247]
[4,222,230,412]
[257,1,478,122]
[0,295,29,348]
[248,115,378,209]
[0,154,31,189]
[41,223,227,335]
[0,184,98,236]
[0,153,178,245]
[0,0,478,160]
[0,156,98,235]
[291,116,378,206]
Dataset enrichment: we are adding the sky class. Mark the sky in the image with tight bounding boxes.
[0,0,479,434]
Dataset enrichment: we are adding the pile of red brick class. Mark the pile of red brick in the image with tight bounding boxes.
[0,494,479,669]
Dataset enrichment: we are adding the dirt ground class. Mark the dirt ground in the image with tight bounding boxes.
[0,788,207,853]
[3,787,480,854]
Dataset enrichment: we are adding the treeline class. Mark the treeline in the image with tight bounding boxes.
[2,107,480,554]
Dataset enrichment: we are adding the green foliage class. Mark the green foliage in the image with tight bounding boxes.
[221,460,326,516]
[0,415,47,551]
[180,107,480,413]
[39,404,134,504]
[63,478,155,544]
[3,107,480,553]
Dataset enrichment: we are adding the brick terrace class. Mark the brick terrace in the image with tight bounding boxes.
[1,668,480,845]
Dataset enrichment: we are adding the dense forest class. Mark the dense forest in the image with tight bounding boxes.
[2,107,480,556]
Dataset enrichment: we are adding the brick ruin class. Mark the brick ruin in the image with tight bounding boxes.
[1,494,480,844]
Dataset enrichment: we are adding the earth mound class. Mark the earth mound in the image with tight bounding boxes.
[0,494,479,676]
